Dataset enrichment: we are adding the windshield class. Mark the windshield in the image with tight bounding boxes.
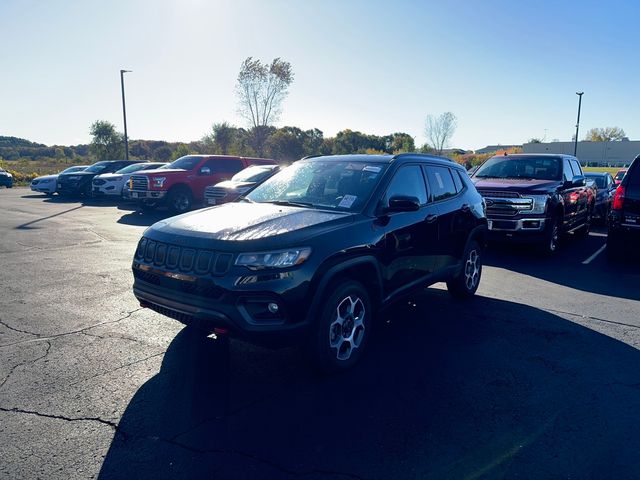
[246,160,387,211]
[116,163,147,174]
[586,175,606,189]
[475,156,562,180]
[166,156,200,170]
[60,166,87,174]
[84,162,112,173]
[232,166,277,183]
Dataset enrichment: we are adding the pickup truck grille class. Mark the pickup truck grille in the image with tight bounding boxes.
[477,190,520,198]
[131,175,149,191]
[134,238,233,277]
[481,195,533,216]
[204,186,228,199]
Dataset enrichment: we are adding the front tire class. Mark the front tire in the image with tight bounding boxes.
[167,187,193,215]
[447,240,482,299]
[308,280,372,373]
[540,216,560,255]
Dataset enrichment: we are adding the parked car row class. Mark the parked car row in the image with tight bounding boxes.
[0,167,13,188]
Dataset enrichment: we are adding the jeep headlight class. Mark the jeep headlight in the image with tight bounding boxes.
[152,177,166,188]
[529,194,550,214]
[235,248,311,270]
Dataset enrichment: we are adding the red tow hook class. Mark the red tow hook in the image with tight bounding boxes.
[214,327,229,336]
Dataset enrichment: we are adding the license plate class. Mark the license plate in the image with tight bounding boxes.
[131,192,138,198]
[207,199,216,205]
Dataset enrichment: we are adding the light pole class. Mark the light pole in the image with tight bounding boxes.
[573,91,583,157]
[120,69,132,160]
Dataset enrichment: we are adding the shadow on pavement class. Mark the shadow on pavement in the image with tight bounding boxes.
[117,210,174,227]
[99,290,640,479]
[484,230,640,302]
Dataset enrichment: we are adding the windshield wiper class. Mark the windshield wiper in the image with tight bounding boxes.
[238,196,255,203]
[269,200,315,208]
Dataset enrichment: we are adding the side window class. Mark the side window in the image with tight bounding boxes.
[563,159,574,182]
[452,169,464,192]
[384,165,428,206]
[570,159,583,176]
[425,166,457,202]
[203,158,244,174]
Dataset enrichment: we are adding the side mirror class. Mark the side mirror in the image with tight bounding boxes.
[572,175,586,187]
[199,166,211,175]
[386,195,420,213]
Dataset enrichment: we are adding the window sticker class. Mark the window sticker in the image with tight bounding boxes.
[338,194,357,208]
[363,165,381,173]
[434,172,445,189]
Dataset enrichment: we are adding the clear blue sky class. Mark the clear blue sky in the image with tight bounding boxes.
[2,0,639,150]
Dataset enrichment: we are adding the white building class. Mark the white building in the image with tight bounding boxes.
[523,140,639,166]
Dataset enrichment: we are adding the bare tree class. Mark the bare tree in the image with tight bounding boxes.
[424,112,457,155]
[236,57,294,129]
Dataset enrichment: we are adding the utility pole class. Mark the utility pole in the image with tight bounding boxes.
[120,69,132,160]
[574,91,583,157]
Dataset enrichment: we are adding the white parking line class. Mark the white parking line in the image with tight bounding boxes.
[582,244,607,264]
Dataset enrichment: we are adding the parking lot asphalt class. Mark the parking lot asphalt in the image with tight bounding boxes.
[1,187,640,480]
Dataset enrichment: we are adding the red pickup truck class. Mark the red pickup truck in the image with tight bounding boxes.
[129,155,276,214]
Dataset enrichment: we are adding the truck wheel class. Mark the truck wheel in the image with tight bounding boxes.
[308,279,371,374]
[541,216,560,255]
[168,187,193,214]
[446,240,482,299]
[576,205,592,237]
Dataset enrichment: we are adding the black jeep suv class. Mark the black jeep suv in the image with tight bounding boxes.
[57,160,144,197]
[607,154,640,260]
[132,154,487,371]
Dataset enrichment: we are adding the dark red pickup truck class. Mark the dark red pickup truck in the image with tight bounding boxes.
[129,155,276,214]
[471,154,595,253]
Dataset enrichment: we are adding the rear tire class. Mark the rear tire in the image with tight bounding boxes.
[308,279,372,374]
[447,240,482,299]
[167,187,193,215]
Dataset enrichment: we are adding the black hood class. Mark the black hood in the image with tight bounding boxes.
[144,202,354,250]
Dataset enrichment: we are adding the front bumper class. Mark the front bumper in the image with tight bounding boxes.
[92,184,121,197]
[132,261,312,347]
[487,216,549,243]
[129,190,167,200]
[31,184,55,193]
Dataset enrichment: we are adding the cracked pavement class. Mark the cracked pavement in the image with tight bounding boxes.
[1,188,640,479]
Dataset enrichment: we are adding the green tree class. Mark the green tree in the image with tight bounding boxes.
[171,144,190,160]
[585,127,626,142]
[154,146,172,161]
[89,120,124,160]
[528,138,542,144]
[202,122,236,154]
[388,132,415,153]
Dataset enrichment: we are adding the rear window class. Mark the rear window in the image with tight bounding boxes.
[625,163,640,194]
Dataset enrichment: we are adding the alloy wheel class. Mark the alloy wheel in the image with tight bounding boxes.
[329,295,366,361]
[464,249,481,290]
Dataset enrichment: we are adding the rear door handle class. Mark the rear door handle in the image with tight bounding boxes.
[425,214,438,223]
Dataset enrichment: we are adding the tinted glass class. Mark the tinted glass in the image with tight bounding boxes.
[625,163,640,195]
[586,176,606,189]
[426,166,457,202]
[475,156,562,181]
[232,166,277,182]
[384,165,428,205]
[203,158,244,174]
[615,170,627,181]
[85,162,111,173]
[60,166,87,174]
[570,159,583,177]
[563,159,574,182]
[452,169,464,192]
[116,163,148,174]
[167,156,201,170]
[247,160,387,212]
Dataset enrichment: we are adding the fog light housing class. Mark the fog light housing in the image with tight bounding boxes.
[268,303,279,314]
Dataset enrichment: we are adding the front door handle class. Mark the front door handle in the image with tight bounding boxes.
[425,214,438,223]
